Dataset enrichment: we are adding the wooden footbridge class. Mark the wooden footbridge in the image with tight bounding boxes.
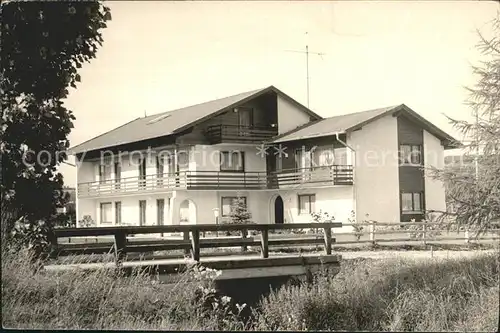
[46,223,343,281]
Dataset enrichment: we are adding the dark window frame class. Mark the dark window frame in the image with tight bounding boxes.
[99,164,112,184]
[219,151,245,172]
[400,144,422,165]
[115,201,122,225]
[139,200,147,226]
[100,202,112,224]
[221,196,247,217]
[401,192,424,214]
[298,194,316,215]
[157,198,165,225]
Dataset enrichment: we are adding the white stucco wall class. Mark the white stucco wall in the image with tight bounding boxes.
[277,95,312,134]
[77,193,172,227]
[279,187,354,227]
[191,144,266,172]
[348,114,400,223]
[423,130,446,213]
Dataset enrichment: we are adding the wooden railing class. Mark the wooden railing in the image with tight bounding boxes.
[271,165,354,187]
[204,124,278,143]
[77,165,354,197]
[49,222,342,264]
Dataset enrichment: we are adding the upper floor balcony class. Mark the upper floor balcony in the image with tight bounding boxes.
[204,124,278,144]
[77,164,354,198]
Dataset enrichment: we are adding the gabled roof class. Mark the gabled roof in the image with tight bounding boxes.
[272,104,460,149]
[69,86,322,154]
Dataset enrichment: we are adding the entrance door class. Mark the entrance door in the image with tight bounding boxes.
[238,107,253,136]
[139,158,146,189]
[274,195,284,224]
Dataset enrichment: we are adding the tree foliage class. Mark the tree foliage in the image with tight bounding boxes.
[228,197,252,225]
[0,1,111,238]
[431,14,500,233]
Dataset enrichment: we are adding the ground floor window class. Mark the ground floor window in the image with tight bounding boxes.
[157,199,165,225]
[298,194,315,215]
[401,192,423,214]
[115,202,121,224]
[139,200,146,226]
[221,196,247,217]
[100,202,112,224]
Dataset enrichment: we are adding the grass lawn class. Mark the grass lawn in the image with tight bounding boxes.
[3,244,498,331]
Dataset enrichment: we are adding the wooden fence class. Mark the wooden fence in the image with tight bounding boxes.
[334,221,500,246]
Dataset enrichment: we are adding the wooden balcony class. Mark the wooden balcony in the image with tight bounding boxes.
[77,165,354,198]
[269,165,354,189]
[204,124,278,144]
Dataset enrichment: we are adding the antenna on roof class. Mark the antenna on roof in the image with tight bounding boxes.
[284,32,325,109]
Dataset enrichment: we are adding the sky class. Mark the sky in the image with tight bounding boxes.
[60,0,499,187]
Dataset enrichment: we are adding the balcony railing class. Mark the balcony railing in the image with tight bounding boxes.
[77,165,354,198]
[204,124,278,143]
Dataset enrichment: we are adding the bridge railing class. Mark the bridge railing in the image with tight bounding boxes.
[49,222,342,264]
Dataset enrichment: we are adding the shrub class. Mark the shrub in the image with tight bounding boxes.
[78,215,95,228]
[348,211,364,240]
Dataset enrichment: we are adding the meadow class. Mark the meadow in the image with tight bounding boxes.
[2,245,498,331]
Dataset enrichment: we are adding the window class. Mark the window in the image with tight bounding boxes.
[401,192,423,213]
[115,202,122,225]
[156,156,164,186]
[100,202,112,224]
[298,194,315,215]
[220,151,245,172]
[295,148,312,170]
[313,146,334,169]
[157,199,165,225]
[114,162,121,189]
[99,164,112,184]
[221,196,247,217]
[139,158,146,178]
[237,106,254,127]
[276,154,283,172]
[139,200,146,226]
[334,148,348,165]
[400,145,422,165]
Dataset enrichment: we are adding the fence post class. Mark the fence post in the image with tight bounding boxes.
[261,229,269,258]
[422,220,427,246]
[241,228,248,252]
[191,229,200,261]
[183,231,190,255]
[465,228,470,244]
[369,222,376,245]
[47,229,58,259]
[114,231,127,266]
[323,227,332,255]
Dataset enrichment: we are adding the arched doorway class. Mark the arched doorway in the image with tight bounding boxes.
[274,196,284,224]
[179,199,197,224]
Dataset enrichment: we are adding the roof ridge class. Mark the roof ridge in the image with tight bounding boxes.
[325,104,403,119]
[143,86,270,120]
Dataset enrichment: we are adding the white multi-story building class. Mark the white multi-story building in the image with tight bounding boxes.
[70,86,458,228]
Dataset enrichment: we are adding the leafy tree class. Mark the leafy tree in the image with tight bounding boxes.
[0,2,111,240]
[429,14,500,234]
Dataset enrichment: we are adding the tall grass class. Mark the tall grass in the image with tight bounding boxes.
[1,245,246,330]
[254,255,499,331]
[3,243,498,331]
